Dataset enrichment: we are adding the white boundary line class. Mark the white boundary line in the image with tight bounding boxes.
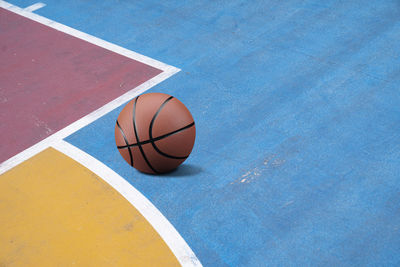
[0,71,177,175]
[23,2,46,12]
[53,141,202,267]
[0,2,201,266]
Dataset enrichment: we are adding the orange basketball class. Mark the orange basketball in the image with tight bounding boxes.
[115,92,196,174]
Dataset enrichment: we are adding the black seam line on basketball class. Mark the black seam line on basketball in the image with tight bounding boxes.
[116,120,133,166]
[117,122,195,149]
[149,96,189,159]
[132,96,160,174]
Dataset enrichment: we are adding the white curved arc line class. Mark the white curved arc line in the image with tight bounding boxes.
[0,2,200,265]
[52,140,202,267]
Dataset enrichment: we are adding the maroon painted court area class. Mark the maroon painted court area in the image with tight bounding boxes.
[0,8,162,163]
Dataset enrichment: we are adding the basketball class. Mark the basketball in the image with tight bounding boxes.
[115,92,196,174]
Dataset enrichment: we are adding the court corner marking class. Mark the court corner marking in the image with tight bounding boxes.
[52,140,202,267]
[0,0,180,175]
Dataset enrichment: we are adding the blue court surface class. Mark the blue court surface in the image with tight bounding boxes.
[3,0,400,266]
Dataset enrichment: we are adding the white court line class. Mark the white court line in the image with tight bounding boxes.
[0,0,178,73]
[23,2,46,12]
[0,2,201,266]
[53,141,202,267]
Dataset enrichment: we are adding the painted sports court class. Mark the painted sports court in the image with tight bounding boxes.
[1,0,400,266]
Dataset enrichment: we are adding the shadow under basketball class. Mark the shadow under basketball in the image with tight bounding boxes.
[162,164,203,177]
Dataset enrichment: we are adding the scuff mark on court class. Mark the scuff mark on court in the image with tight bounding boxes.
[231,136,303,185]
[231,154,287,184]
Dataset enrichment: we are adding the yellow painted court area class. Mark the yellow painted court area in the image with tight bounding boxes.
[0,148,180,266]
